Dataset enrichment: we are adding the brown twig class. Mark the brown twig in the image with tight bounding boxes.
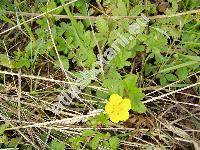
[4,9,200,20]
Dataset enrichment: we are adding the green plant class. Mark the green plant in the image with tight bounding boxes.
[68,130,119,150]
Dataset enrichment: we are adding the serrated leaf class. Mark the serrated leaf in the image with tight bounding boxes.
[96,18,109,34]
[124,74,138,89]
[91,136,100,150]
[0,54,15,68]
[54,56,69,70]
[109,50,132,69]
[132,100,147,113]
[129,4,145,16]
[165,73,177,81]
[159,61,199,74]
[41,0,63,14]
[82,130,96,137]
[176,67,188,80]
[102,69,124,96]
[0,123,9,135]
[123,74,146,113]
[160,75,168,86]
[112,0,127,16]
[109,136,119,150]
[7,138,19,148]
[50,140,66,150]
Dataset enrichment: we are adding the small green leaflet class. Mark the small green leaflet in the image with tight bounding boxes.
[49,140,66,150]
[123,74,147,113]
[102,68,124,96]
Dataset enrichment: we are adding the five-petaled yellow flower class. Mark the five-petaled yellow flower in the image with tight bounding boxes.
[105,94,131,123]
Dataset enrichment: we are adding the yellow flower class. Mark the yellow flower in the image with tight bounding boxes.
[105,94,131,123]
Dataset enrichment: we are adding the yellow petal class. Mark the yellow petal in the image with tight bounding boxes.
[121,99,131,111]
[109,94,123,104]
[105,102,113,114]
[109,113,120,123]
[118,111,129,121]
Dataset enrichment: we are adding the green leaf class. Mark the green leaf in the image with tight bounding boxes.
[54,56,69,70]
[68,136,83,150]
[0,54,15,68]
[177,53,200,62]
[109,136,119,150]
[112,0,127,16]
[109,50,132,69]
[129,4,145,16]
[102,69,124,96]
[41,0,63,14]
[176,67,188,80]
[165,73,177,82]
[102,141,110,149]
[96,18,109,34]
[49,140,66,150]
[123,74,144,101]
[123,74,138,89]
[7,138,19,148]
[0,13,15,25]
[56,36,68,54]
[96,90,109,100]
[132,100,147,113]
[62,3,96,67]
[159,75,168,86]
[91,136,100,150]
[0,135,8,144]
[15,58,30,69]
[159,61,199,74]
[0,123,9,135]
[21,16,36,41]
[123,74,146,113]
[166,0,179,14]
[82,130,96,137]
